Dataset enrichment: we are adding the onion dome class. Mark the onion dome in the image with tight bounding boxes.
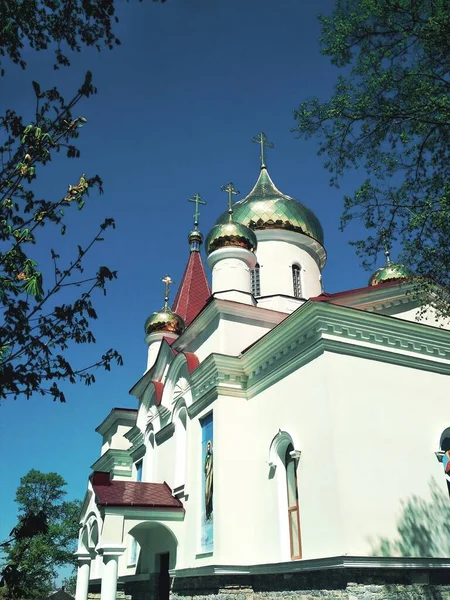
[188,229,203,248]
[369,250,410,286]
[145,307,185,335]
[206,221,257,255]
[214,167,324,246]
[145,275,185,336]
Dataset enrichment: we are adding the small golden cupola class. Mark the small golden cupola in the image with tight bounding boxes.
[206,182,257,256]
[145,276,185,336]
[205,182,258,306]
[369,248,410,286]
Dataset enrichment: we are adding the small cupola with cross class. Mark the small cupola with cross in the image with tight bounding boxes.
[205,181,257,305]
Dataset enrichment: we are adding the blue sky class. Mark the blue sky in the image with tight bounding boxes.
[0,0,374,581]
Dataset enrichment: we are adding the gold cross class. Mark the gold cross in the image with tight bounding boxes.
[251,132,274,168]
[161,275,174,308]
[188,193,206,229]
[221,181,239,221]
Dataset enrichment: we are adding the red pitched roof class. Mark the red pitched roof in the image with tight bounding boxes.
[310,279,402,303]
[91,473,184,510]
[172,251,211,326]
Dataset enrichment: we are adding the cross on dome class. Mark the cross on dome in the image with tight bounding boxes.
[251,131,274,168]
[161,275,174,309]
[221,181,239,222]
[189,193,206,230]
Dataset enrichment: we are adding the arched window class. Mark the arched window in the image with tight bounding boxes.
[285,443,301,559]
[174,405,188,490]
[292,264,301,298]
[145,430,155,482]
[439,429,450,497]
[251,263,261,297]
[268,431,302,561]
[135,459,143,482]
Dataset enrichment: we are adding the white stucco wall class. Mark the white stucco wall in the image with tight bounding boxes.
[211,356,344,564]
[100,423,133,455]
[324,352,449,556]
[186,316,273,362]
[389,304,450,330]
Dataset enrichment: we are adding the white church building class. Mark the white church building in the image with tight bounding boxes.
[76,135,450,600]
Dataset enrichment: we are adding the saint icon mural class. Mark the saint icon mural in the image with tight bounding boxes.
[204,439,213,521]
[200,413,213,552]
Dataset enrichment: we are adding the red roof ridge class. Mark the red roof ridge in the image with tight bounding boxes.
[172,251,211,326]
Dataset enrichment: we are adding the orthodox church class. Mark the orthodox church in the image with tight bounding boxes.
[76,135,450,600]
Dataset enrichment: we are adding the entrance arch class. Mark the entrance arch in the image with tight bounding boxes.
[128,522,178,600]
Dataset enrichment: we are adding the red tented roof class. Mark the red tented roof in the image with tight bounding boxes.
[91,473,184,510]
[172,251,211,326]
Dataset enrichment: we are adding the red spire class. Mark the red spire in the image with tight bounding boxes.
[172,250,211,327]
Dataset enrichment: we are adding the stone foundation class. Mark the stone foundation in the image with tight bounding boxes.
[171,568,450,600]
[88,567,450,600]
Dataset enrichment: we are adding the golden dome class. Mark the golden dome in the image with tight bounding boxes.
[214,168,324,246]
[144,307,185,336]
[205,221,257,255]
[369,261,410,286]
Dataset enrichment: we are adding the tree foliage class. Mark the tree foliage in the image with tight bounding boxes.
[0,0,170,401]
[294,0,450,315]
[0,0,166,74]
[0,470,81,599]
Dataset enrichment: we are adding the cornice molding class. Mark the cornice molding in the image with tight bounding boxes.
[124,425,144,447]
[103,506,185,520]
[187,300,450,409]
[91,449,133,479]
[171,555,450,578]
[174,298,286,352]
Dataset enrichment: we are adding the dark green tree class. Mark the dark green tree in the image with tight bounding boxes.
[0,470,82,599]
[294,0,450,316]
[0,0,166,401]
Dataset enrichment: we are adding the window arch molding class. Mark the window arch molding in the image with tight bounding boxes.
[268,430,302,560]
[269,430,296,467]
[160,353,193,410]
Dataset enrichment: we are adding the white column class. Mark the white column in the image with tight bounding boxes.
[98,546,125,600]
[74,552,92,600]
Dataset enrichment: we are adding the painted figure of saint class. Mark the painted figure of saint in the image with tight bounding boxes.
[204,440,213,521]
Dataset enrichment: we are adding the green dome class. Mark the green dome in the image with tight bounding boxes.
[145,307,185,336]
[214,168,324,246]
[206,221,257,255]
[369,262,410,286]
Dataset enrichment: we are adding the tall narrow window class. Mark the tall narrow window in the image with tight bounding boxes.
[174,406,188,489]
[251,263,261,297]
[285,444,301,559]
[130,537,138,565]
[136,459,143,482]
[292,265,301,298]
